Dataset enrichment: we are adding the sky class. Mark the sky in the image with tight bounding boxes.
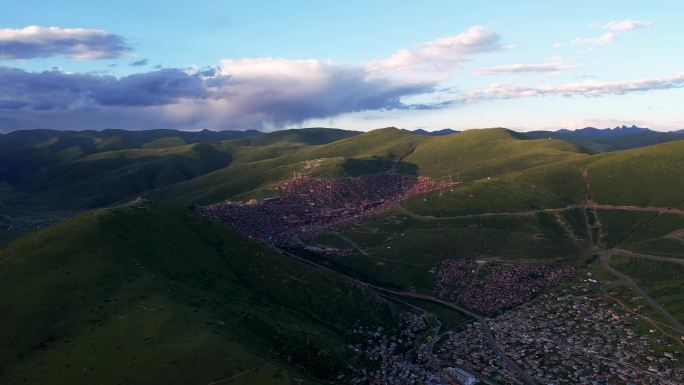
[1,0,683,132]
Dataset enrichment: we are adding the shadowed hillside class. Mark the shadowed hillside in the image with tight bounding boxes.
[0,203,401,385]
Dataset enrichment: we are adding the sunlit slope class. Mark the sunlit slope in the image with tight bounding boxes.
[585,140,684,209]
[0,204,399,385]
[147,128,590,206]
[402,128,588,180]
[146,127,430,204]
[405,139,684,217]
[3,127,682,214]
[311,210,590,292]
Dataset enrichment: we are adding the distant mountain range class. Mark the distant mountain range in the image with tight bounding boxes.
[556,125,653,137]
[524,125,684,152]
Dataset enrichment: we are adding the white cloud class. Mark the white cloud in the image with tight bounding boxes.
[464,72,684,101]
[555,19,650,49]
[0,57,435,130]
[476,60,576,75]
[199,57,435,128]
[365,26,504,79]
[1,25,508,130]
[554,32,616,48]
[593,19,651,31]
[0,25,130,60]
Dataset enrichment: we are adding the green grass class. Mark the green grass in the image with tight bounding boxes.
[0,127,363,210]
[4,127,684,383]
[586,140,684,209]
[599,210,684,256]
[403,160,587,216]
[402,128,588,180]
[599,210,659,247]
[625,238,684,258]
[610,255,684,324]
[308,211,589,292]
[0,203,404,385]
[7,127,682,216]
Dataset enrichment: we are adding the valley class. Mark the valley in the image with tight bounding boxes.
[1,127,683,384]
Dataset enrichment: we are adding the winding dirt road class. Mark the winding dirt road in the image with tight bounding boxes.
[397,203,684,221]
[600,250,684,334]
[612,248,684,266]
[269,244,539,385]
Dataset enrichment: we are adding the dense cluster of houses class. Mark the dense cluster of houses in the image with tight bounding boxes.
[442,284,683,384]
[198,172,453,245]
[488,288,683,384]
[434,258,575,315]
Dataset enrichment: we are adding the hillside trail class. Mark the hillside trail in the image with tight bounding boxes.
[397,203,684,221]
[581,169,684,334]
[599,250,684,334]
[333,232,425,267]
[206,364,264,385]
[665,230,684,245]
[611,248,684,267]
[600,291,684,349]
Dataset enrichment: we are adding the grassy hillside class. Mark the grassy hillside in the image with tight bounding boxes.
[611,255,684,323]
[585,140,684,209]
[0,204,401,385]
[309,208,590,292]
[3,126,683,244]
[2,142,234,209]
[146,128,593,206]
[0,128,362,211]
[404,139,684,217]
[402,128,588,180]
[145,127,428,204]
[599,210,684,257]
[227,127,360,147]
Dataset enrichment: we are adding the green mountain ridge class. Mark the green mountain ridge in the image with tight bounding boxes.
[2,126,684,384]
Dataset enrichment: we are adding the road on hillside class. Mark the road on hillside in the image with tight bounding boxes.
[398,203,684,221]
[612,248,684,266]
[579,193,684,336]
[269,245,539,385]
[600,250,684,334]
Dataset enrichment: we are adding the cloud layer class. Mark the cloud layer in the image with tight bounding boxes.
[554,32,616,48]
[1,23,677,133]
[555,19,650,48]
[465,72,684,101]
[476,60,576,75]
[594,20,651,31]
[0,60,434,130]
[0,26,130,60]
[0,26,504,131]
[365,26,503,79]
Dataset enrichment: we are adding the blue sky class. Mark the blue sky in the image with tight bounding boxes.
[1,0,683,131]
